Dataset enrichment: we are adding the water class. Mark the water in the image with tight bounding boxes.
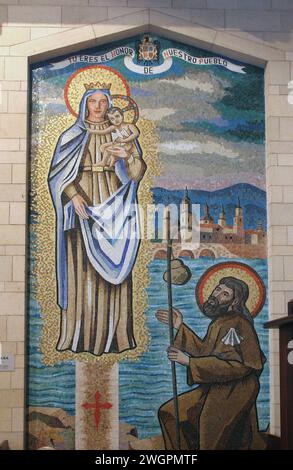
[27,231,76,416]
[28,257,269,441]
[28,296,76,414]
[119,257,269,439]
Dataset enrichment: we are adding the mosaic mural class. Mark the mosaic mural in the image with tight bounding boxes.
[27,34,269,450]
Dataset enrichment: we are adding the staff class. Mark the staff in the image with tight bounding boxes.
[165,208,181,450]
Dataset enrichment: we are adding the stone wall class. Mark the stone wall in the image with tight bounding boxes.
[1,0,293,448]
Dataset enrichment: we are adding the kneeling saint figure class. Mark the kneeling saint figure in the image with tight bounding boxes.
[156,276,267,450]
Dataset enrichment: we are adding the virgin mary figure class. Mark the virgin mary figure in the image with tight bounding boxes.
[48,83,145,356]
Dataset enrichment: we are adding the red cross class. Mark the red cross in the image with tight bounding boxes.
[82,390,112,430]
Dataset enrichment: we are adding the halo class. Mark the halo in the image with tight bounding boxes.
[111,94,139,124]
[64,65,131,117]
[195,261,266,317]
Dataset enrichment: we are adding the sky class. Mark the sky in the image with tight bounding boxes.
[31,34,265,191]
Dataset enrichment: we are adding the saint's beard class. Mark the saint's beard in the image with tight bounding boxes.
[202,296,232,319]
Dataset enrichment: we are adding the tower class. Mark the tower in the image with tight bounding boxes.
[182,186,191,210]
[202,203,214,224]
[180,187,193,242]
[233,197,244,236]
[218,204,226,227]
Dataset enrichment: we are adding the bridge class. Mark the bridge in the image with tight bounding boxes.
[152,242,238,260]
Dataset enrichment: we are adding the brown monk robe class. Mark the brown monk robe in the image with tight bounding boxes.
[158,313,266,450]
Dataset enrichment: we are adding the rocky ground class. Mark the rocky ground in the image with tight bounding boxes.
[27,407,163,450]
[119,422,164,450]
[28,406,75,450]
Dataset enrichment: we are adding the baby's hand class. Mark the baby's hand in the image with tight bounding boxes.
[116,138,123,143]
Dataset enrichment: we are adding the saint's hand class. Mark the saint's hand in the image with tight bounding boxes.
[72,194,89,220]
[155,307,183,330]
[167,347,190,366]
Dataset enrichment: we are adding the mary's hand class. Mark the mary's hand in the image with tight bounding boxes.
[72,194,89,220]
[109,145,129,160]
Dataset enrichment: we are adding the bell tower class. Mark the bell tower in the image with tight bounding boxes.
[233,197,244,235]
[202,203,214,224]
[180,187,193,242]
[218,205,226,227]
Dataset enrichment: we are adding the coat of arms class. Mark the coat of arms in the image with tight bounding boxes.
[137,36,160,63]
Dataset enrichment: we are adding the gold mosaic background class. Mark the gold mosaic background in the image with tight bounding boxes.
[30,113,161,366]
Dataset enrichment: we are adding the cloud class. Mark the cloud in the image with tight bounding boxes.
[160,76,215,93]
[132,70,227,130]
[130,68,265,189]
[140,107,176,121]
[34,79,66,105]
[159,140,199,154]
[159,139,239,159]
[41,96,65,106]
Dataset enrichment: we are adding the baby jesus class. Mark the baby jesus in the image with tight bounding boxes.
[94,107,140,167]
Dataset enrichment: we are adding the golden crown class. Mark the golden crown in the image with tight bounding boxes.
[84,81,112,91]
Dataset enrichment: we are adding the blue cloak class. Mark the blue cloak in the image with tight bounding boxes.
[48,88,141,310]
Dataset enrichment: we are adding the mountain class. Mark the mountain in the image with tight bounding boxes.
[151,183,267,230]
